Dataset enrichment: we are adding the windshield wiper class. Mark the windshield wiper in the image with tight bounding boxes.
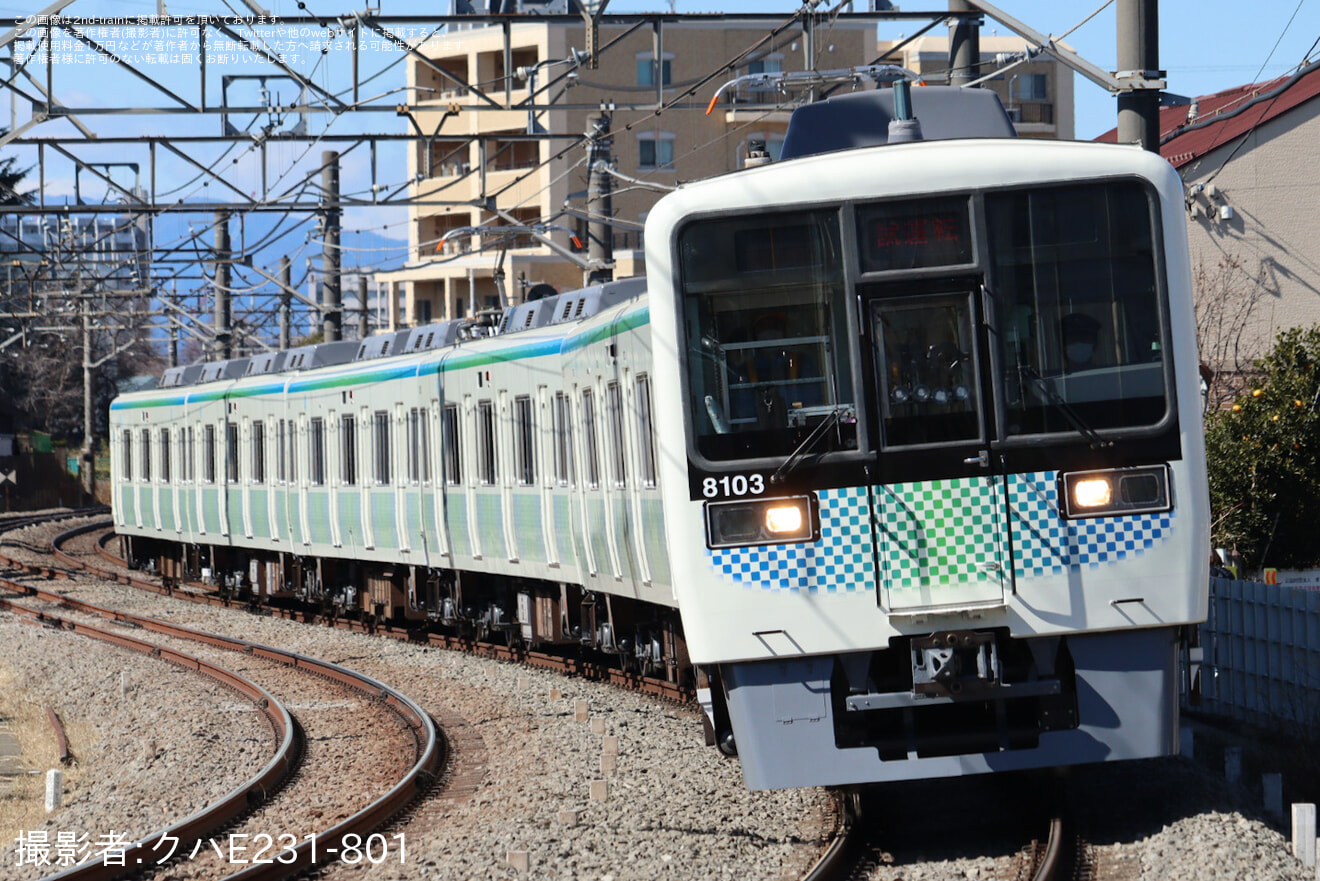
[1019,366,1112,450]
[770,406,852,484]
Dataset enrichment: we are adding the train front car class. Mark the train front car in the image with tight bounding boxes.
[646,136,1209,789]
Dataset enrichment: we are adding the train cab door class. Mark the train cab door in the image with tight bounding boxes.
[866,285,1010,614]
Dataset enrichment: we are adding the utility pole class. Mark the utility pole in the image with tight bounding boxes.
[1116,0,1161,151]
[321,150,342,342]
[213,210,232,360]
[948,0,981,88]
[168,281,179,367]
[358,275,369,340]
[78,273,95,503]
[279,256,292,350]
[584,104,614,287]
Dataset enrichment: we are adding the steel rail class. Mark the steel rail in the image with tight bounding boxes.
[3,524,445,881]
[0,594,298,881]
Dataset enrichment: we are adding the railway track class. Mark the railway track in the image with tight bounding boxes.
[0,542,442,881]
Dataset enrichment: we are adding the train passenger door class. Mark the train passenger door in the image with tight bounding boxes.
[867,288,1009,613]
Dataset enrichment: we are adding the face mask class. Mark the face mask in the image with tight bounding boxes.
[1066,343,1094,365]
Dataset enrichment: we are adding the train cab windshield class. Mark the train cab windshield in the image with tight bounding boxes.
[680,209,857,461]
[985,182,1168,437]
[677,179,1170,467]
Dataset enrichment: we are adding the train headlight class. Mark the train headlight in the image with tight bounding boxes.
[1060,465,1172,519]
[1071,477,1112,509]
[705,495,817,548]
[764,503,805,535]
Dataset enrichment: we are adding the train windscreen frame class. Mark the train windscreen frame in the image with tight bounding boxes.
[679,209,857,462]
[985,181,1170,438]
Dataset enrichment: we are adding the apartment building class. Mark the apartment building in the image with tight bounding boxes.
[876,34,1076,140]
[377,15,874,328]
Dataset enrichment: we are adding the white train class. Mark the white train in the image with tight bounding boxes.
[112,86,1209,790]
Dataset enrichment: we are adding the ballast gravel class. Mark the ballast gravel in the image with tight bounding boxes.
[0,615,272,881]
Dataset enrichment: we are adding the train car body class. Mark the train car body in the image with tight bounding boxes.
[111,86,1208,793]
[112,277,683,667]
[645,134,1209,789]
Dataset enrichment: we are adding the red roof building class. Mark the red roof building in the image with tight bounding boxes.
[1098,60,1320,398]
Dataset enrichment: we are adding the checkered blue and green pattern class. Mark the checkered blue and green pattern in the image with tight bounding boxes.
[875,477,1004,592]
[705,470,1174,594]
[1008,472,1172,576]
[708,486,875,593]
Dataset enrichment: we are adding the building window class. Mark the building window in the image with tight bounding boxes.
[341,414,358,486]
[443,404,461,485]
[477,399,497,485]
[225,422,239,483]
[373,410,391,485]
[310,418,326,486]
[514,395,535,486]
[636,53,672,87]
[251,421,266,484]
[553,391,573,487]
[638,132,675,170]
[1012,73,1048,101]
[747,56,783,76]
[636,374,657,488]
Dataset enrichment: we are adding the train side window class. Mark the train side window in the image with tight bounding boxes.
[606,381,627,488]
[185,427,195,482]
[514,395,535,486]
[121,429,133,482]
[159,428,171,483]
[477,399,496,486]
[203,424,217,484]
[140,428,152,483]
[553,391,574,487]
[252,420,266,484]
[225,422,239,484]
[276,420,287,484]
[581,388,600,489]
[309,418,326,486]
[635,374,657,488]
[442,404,461,486]
[341,414,358,486]
[373,410,391,485]
[408,407,430,484]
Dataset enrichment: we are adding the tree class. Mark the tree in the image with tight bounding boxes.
[0,130,32,205]
[1195,254,1275,411]
[1205,326,1320,571]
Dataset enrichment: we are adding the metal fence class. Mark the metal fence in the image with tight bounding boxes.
[1198,577,1320,730]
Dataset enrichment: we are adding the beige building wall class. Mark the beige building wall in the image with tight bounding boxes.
[876,35,1075,140]
[1179,101,1320,378]
[378,20,873,329]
